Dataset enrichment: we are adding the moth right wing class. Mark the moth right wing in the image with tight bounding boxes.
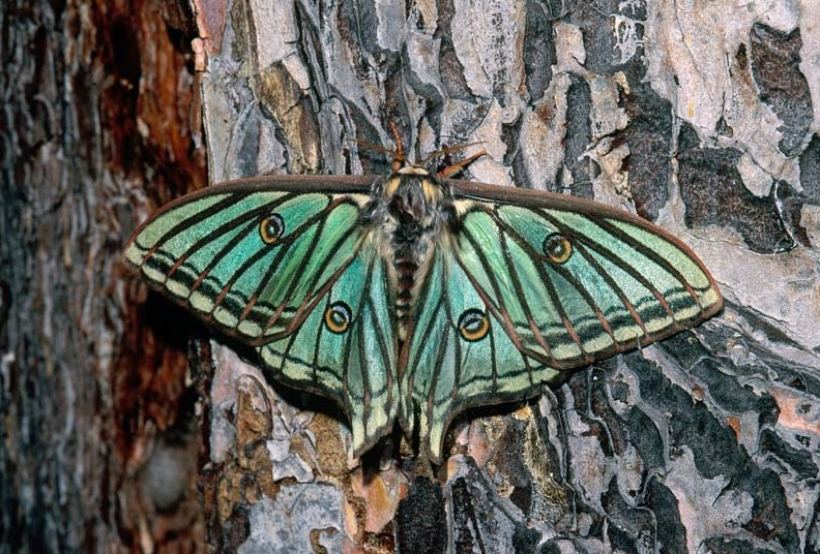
[400,244,560,463]
[259,238,399,456]
[124,176,376,345]
[402,183,723,462]
[126,177,401,454]
[445,189,723,368]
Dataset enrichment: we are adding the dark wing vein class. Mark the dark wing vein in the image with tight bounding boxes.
[490,210,618,352]
[533,210,678,321]
[238,198,333,320]
[492,208,550,364]
[154,193,294,271]
[592,217,702,304]
[311,296,329,383]
[260,228,367,338]
[192,219,259,292]
[573,241,650,338]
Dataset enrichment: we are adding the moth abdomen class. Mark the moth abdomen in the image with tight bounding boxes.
[394,254,417,331]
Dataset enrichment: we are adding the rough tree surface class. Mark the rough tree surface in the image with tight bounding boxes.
[1,0,818,553]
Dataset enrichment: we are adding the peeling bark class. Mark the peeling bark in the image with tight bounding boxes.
[1,0,205,551]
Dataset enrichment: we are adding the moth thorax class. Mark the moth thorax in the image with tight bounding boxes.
[384,174,444,222]
[381,172,447,340]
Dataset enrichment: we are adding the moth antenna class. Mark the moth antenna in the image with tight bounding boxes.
[389,121,406,172]
[356,139,393,157]
[436,149,488,179]
[420,141,485,165]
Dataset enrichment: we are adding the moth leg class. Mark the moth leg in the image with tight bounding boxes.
[389,121,406,172]
[436,149,487,178]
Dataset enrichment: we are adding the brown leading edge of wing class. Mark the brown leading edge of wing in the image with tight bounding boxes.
[446,178,725,355]
[124,174,378,245]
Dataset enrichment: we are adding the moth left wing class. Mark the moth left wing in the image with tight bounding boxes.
[124,176,375,345]
[404,181,723,461]
[125,176,400,455]
[400,245,561,463]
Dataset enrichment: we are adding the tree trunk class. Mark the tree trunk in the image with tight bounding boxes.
[2,0,818,553]
[1,0,207,551]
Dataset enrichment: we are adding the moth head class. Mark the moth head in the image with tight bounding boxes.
[382,167,444,205]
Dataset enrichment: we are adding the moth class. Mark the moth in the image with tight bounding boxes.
[124,134,723,463]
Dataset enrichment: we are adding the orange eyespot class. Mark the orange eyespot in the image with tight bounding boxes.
[259,213,285,244]
[458,309,490,342]
[543,233,572,264]
[325,302,352,334]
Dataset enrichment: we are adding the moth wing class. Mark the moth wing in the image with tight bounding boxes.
[447,180,723,368]
[124,176,375,345]
[400,245,559,463]
[259,238,399,456]
[402,181,723,461]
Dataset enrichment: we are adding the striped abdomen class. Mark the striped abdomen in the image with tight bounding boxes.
[394,252,416,332]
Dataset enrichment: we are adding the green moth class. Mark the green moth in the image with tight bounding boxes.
[124,147,723,463]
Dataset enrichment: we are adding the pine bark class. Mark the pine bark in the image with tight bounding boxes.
[0,0,206,551]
